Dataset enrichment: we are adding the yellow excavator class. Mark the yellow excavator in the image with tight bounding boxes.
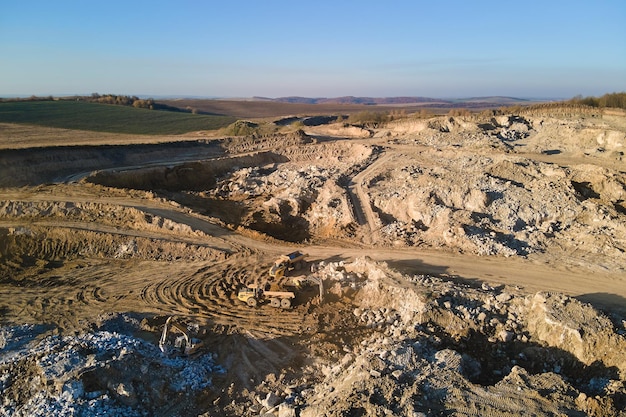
[269,251,307,279]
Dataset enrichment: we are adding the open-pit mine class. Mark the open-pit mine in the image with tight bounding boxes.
[1,106,625,416]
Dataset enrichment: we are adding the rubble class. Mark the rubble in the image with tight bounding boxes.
[0,316,224,416]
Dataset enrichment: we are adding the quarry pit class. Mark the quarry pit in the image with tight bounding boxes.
[1,109,625,416]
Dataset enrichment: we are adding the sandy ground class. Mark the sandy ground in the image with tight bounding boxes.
[0,108,625,416]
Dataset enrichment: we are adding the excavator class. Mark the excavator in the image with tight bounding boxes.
[269,251,307,279]
[158,316,203,356]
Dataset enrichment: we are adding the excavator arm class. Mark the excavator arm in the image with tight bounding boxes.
[159,316,203,355]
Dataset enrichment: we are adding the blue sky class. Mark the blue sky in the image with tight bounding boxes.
[1,0,625,98]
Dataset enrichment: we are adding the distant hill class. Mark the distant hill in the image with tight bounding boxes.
[452,96,532,104]
[159,96,547,119]
[253,96,531,106]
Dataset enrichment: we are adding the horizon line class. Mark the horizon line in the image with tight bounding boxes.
[1,93,566,101]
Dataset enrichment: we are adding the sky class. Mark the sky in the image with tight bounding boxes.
[1,0,625,99]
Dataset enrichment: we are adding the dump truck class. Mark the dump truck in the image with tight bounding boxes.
[238,274,325,309]
[269,251,307,280]
[237,282,295,308]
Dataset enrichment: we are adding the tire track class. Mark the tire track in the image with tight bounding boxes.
[136,255,309,336]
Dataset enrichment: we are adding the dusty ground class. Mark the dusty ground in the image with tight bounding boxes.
[0,107,625,416]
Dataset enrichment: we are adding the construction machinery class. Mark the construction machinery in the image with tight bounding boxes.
[159,316,203,356]
[292,274,324,303]
[238,251,325,309]
[269,251,307,279]
[237,281,296,308]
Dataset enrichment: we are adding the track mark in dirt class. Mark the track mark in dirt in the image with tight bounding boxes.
[137,254,311,336]
[341,149,393,241]
[0,256,312,336]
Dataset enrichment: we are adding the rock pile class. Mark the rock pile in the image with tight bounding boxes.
[211,164,354,239]
[368,151,626,270]
[0,315,224,416]
[289,258,626,417]
[213,258,625,416]
[1,260,624,416]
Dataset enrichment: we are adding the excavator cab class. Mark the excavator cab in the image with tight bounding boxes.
[269,261,288,280]
[269,251,306,279]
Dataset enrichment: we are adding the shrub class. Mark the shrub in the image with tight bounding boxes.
[347,111,390,127]
[223,120,258,136]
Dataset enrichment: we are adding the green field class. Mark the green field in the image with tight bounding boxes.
[0,100,237,134]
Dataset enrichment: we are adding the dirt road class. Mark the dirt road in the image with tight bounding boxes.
[2,188,624,325]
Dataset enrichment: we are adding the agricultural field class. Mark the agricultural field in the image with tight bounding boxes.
[0,100,236,135]
[0,101,625,416]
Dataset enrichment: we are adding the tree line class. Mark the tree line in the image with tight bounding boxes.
[0,93,156,109]
[86,94,199,113]
[567,92,626,110]
[87,93,155,109]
